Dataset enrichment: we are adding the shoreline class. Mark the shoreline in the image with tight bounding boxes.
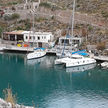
[0,98,33,108]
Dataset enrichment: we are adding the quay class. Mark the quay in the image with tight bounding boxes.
[4,45,33,52]
[0,44,34,53]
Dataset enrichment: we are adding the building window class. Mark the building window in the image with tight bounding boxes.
[29,36,32,39]
[44,36,46,39]
[33,36,35,40]
[38,36,40,40]
[26,36,28,39]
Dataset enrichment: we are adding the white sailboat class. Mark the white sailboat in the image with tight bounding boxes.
[55,0,96,68]
[27,48,46,60]
[26,2,46,60]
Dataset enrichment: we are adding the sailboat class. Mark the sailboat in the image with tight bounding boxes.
[27,2,46,60]
[27,47,46,60]
[55,0,96,68]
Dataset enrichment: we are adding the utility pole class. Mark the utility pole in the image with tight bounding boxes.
[71,0,76,37]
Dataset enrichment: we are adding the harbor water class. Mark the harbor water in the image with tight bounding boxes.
[0,53,108,108]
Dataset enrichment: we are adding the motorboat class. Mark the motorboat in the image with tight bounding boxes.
[27,48,46,60]
[55,54,96,68]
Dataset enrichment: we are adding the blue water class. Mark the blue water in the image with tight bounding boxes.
[0,53,108,108]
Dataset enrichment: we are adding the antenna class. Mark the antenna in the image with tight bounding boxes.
[25,0,28,4]
[71,0,76,37]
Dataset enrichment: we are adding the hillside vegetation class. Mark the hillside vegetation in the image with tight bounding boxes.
[45,0,108,18]
[0,0,108,47]
[1,0,108,18]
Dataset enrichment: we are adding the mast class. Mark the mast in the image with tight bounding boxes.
[25,0,28,4]
[71,0,76,37]
[32,3,35,48]
[62,0,76,57]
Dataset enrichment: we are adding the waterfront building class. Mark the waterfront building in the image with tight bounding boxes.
[2,30,54,51]
[23,31,54,47]
[57,35,82,50]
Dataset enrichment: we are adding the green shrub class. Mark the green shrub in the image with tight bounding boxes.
[39,2,51,8]
[4,15,12,20]
[4,13,20,21]
[8,1,18,5]
[88,25,93,31]
[101,11,108,18]
[11,13,20,20]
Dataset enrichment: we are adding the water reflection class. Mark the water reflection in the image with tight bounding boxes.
[25,56,55,68]
[0,54,108,108]
[66,63,96,73]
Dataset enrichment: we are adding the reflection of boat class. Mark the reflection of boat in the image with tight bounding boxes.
[27,48,46,60]
[27,56,46,65]
[101,62,108,68]
[55,54,96,68]
[66,63,96,72]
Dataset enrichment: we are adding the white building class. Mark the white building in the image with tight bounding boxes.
[2,30,54,48]
[23,31,54,47]
[58,35,82,46]
[56,35,82,51]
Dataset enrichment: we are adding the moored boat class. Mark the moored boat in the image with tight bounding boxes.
[27,48,46,60]
[55,54,96,68]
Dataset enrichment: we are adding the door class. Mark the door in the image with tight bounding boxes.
[38,42,42,47]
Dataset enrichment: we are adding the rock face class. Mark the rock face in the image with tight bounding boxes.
[0,98,33,108]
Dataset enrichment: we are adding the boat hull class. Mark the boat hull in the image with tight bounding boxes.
[55,57,96,68]
[27,51,46,60]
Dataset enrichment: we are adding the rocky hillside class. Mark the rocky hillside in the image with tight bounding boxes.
[1,0,108,18]
[0,0,108,48]
[41,0,108,18]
